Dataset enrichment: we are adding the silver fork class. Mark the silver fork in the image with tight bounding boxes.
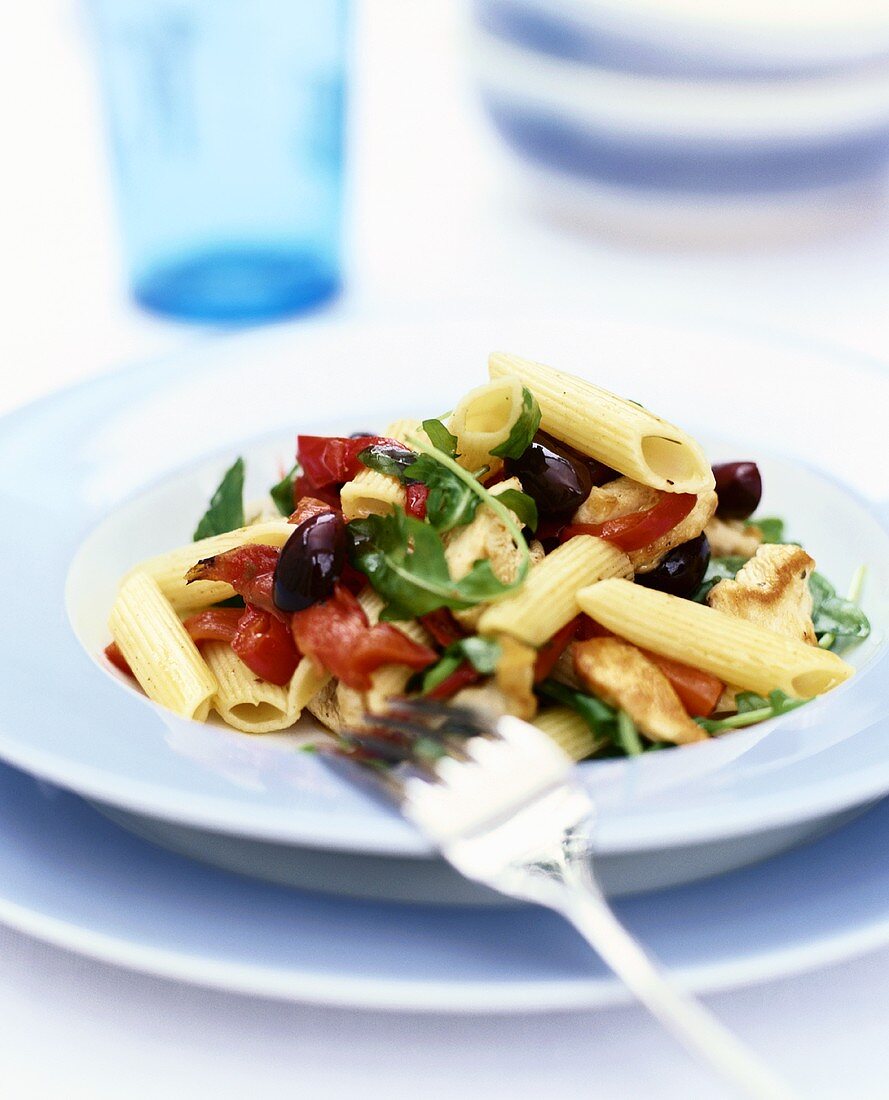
[332,699,795,1100]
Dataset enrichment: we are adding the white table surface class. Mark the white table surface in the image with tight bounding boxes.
[4,2,889,1096]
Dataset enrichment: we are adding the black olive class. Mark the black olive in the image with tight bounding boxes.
[273,512,346,612]
[349,431,376,439]
[505,431,615,518]
[636,534,710,599]
[713,462,762,520]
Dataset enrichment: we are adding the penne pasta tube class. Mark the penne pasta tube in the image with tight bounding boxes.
[340,418,424,521]
[447,376,525,472]
[477,535,632,646]
[127,520,294,614]
[204,642,298,734]
[533,706,604,761]
[488,352,714,495]
[577,579,853,699]
[109,571,217,721]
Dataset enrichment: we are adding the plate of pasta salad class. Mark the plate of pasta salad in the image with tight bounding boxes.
[102,351,866,764]
[1,317,887,864]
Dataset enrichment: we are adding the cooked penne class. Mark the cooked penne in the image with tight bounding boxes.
[577,579,853,699]
[109,571,217,720]
[477,535,632,646]
[104,352,870,757]
[128,519,294,614]
[447,376,525,472]
[204,642,298,733]
[533,706,604,761]
[488,352,714,495]
[340,418,423,520]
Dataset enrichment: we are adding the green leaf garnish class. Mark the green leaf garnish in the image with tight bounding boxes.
[691,556,746,603]
[194,458,246,541]
[614,710,643,756]
[421,418,459,457]
[540,680,616,732]
[348,509,518,621]
[750,516,785,543]
[489,387,542,459]
[696,689,809,733]
[358,443,417,481]
[421,636,501,694]
[495,488,538,532]
[270,463,299,517]
[812,566,870,650]
[404,453,480,532]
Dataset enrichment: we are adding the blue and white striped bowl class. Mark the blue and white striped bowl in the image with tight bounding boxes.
[471,0,889,200]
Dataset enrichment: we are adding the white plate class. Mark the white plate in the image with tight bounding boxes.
[2,758,889,1011]
[2,317,888,860]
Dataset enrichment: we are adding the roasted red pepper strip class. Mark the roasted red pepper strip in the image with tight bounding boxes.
[183,608,242,645]
[533,617,580,683]
[289,496,336,526]
[104,641,133,677]
[405,482,429,520]
[185,544,282,618]
[425,661,481,699]
[645,652,723,717]
[576,616,722,717]
[296,436,402,488]
[419,608,467,648]
[294,474,342,510]
[232,605,300,685]
[560,493,696,553]
[291,584,437,691]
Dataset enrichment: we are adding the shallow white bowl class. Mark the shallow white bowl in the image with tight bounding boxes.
[1,316,887,900]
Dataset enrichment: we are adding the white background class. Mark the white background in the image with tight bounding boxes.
[3,1,889,1096]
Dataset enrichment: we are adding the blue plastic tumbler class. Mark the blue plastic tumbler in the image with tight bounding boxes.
[90,0,349,322]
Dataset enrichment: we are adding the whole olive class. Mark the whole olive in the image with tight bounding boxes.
[713,461,762,520]
[349,430,376,439]
[636,534,711,600]
[274,512,346,612]
[505,432,614,518]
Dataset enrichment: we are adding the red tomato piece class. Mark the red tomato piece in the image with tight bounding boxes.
[183,608,242,645]
[104,642,133,677]
[291,584,437,691]
[419,608,467,648]
[405,482,429,519]
[294,475,342,510]
[185,544,281,618]
[232,605,300,685]
[575,615,612,641]
[533,617,580,683]
[289,496,336,525]
[645,651,723,717]
[296,435,402,488]
[426,661,481,699]
[560,493,696,552]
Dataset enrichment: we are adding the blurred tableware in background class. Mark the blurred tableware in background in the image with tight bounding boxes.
[470,0,889,244]
[89,0,349,322]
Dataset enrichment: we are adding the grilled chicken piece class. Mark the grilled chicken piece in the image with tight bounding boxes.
[493,635,537,720]
[705,516,763,559]
[573,476,659,525]
[447,480,544,630]
[573,637,707,745]
[707,544,817,645]
[572,475,717,574]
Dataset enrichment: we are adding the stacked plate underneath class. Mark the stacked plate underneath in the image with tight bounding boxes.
[2,317,888,1008]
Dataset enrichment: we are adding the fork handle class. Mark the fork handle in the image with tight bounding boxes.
[557,861,796,1100]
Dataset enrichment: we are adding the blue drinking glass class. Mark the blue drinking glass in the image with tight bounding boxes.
[90,0,349,322]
